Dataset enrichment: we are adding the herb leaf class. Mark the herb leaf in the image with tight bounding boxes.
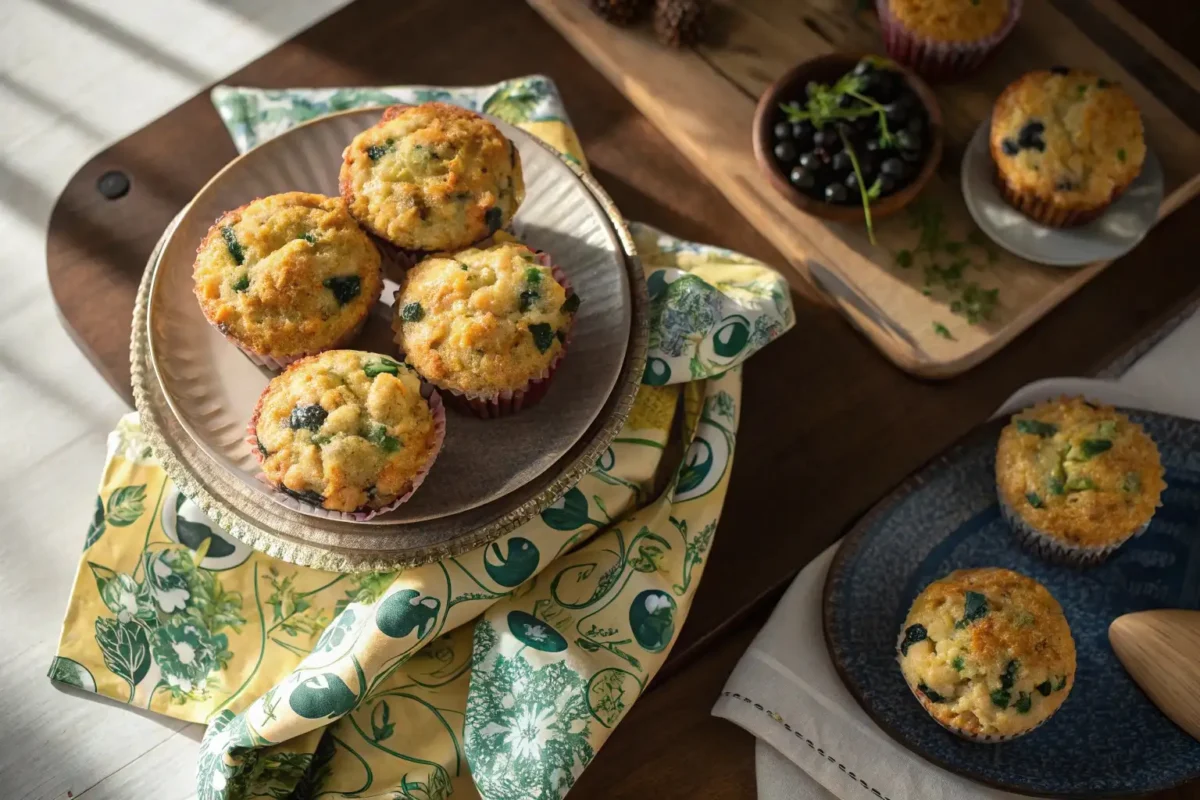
[529,322,556,353]
[232,274,250,293]
[364,359,401,378]
[952,655,965,671]
[1015,692,1032,713]
[524,266,543,285]
[1036,680,1053,697]
[561,293,581,314]
[1079,438,1113,459]
[956,591,989,628]
[1026,492,1044,509]
[519,289,540,312]
[366,423,401,453]
[1001,659,1020,689]
[899,624,927,656]
[401,302,425,322]
[1016,419,1058,437]
[221,225,245,265]
[990,688,1011,709]
[917,683,946,703]
[289,404,327,432]
[932,321,953,340]
[323,275,361,305]
[366,138,395,161]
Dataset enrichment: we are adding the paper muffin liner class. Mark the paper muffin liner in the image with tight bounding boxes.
[994,170,1125,228]
[997,488,1149,567]
[370,235,420,283]
[877,0,1022,80]
[247,384,446,522]
[394,256,575,420]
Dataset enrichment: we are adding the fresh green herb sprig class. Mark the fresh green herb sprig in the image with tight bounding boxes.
[780,65,896,245]
[893,199,1002,325]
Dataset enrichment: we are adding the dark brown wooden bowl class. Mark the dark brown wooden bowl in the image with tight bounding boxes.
[752,52,944,224]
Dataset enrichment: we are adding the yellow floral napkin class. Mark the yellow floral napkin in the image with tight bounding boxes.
[51,76,794,800]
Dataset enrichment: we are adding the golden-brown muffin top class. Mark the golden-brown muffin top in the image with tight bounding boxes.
[393,236,578,395]
[251,350,439,513]
[339,103,524,252]
[888,0,1009,42]
[990,70,1145,210]
[996,396,1165,546]
[899,568,1075,738]
[193,192,382,359]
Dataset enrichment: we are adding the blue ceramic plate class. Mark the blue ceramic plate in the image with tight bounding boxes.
[824,409,1200,797]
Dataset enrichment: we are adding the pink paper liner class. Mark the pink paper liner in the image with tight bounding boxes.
[394,253,576,420]
[993,169,1125,228]
[214,272,384,371]
[247,382,446,522]
[876,0,1022,80]
[370,235,419,283]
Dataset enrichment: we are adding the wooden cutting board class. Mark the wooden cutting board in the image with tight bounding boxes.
[528,0,1200,378]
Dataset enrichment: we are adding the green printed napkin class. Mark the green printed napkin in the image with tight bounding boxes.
[51,75,793,800]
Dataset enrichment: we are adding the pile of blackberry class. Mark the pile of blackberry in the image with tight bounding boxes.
[771,59,930,206]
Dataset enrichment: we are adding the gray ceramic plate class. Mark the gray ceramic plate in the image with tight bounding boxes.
[133,176,648,571]
[962,118,1163,267]
[148,108,632,525]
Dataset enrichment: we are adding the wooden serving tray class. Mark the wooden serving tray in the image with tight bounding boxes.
[528,0,1200,377]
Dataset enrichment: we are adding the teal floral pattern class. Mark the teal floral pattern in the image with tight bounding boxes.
[466,620,595,800]
[51,78,794,800]
[212,75,574,154]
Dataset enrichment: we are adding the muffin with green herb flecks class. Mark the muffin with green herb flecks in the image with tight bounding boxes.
[898,567,1075,742]
[990,69,1145,227]
[248,349,445,519]
[392,232,578,418]
[996,396,1165,565]
[193,192,383,369]
[339,103,524,258]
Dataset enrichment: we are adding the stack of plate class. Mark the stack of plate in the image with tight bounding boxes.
[131,109,649,572]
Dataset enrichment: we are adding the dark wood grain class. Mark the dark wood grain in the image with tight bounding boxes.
[44,0,1200,796]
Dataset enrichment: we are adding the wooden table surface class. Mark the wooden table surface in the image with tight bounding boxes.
[44,0,1200,796]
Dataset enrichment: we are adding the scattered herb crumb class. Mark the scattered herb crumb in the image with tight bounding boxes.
[1117,147,1127,163]
[932,321,953,340]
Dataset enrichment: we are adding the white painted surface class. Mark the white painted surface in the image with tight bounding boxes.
[0,3,350,798]
[0,1,1195,798]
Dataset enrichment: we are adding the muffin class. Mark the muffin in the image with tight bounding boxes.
[339,103,525,261]
[193,192,383,369]
[990,69,1146,227]
[898,568,1075,742]
[877,0,1020,79]
[392,234,579,418]
[996,397,1165,565]
[248,350,445,519]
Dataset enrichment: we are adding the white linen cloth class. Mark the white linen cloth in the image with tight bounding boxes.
[713,378,1200,800]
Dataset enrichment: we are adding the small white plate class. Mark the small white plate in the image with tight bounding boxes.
[961,118,1163,267]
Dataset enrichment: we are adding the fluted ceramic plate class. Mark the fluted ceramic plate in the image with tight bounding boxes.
[148,108,631,524]
[962,118,1164,267]
[824,380,1200,797]
[133,206,648,570]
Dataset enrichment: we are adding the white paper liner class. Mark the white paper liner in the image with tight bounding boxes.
[247,384,446,522]
[877,0,1022,80]
[997,489,1151,567]
[393,252,576,419]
